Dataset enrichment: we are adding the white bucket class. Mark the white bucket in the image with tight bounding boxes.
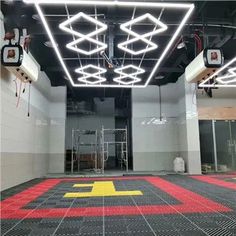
[174,157,185,173]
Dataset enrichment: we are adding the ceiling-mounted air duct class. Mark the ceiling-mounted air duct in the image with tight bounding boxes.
[67,99,95,115]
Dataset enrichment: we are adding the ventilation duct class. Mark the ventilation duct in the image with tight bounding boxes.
[67,99,95,115]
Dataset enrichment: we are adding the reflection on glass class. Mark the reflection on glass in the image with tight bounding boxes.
[229,121,236,170]
[215,120,236,171]
[199,120,216,172]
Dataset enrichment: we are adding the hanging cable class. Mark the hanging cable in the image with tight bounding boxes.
[194,33,202,54]
[138,8,165,69]
[122,7,136,65]
[27,81,31,117]
[65,4,83,68]
[16,80,23,108]
[95,6,99,68]
[22,82,27,93]
[159,85,162,121]
[13,77,18,97]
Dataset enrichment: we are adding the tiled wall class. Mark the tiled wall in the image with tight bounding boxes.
[132,85,179,171]
[1,67,66,190]
[49,87,66,173]
[132,79,202,174]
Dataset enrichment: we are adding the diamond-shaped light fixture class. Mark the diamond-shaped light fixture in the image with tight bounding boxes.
[66,37,107,55]
[75,64,107,85]
[113,65,145,85]
[118,37,158,55]
[120,13,168,38]
[118,13,168,55]
[59,12,107,55]
[25,1,194,87]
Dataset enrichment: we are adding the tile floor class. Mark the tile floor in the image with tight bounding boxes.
[1,174,236,236]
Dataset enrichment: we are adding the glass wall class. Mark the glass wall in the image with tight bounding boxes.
[199,120,236,172]
[199,121,215,171]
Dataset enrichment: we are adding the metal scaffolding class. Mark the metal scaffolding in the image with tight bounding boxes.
[100,126,128,173]
[71,129,101,173]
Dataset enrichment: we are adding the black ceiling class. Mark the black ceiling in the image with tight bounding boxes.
[1,0,236,99]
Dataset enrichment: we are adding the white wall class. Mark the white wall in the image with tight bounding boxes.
[48,87,66,173]
[1,66,67,190]
[132,85,179,171]
[0,67,51,190]
[132,78,202,174]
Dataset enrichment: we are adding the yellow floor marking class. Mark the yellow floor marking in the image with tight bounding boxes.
[64,181,143,198]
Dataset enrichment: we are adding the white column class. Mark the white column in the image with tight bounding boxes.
[177,75,201,174]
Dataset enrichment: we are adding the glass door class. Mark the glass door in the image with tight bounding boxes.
[199,120,216,172]
[215,120,236,171]
[199,120,236,173]
[231,121,236,170]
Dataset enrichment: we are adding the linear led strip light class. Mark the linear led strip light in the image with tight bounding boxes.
[216,67,236,84]
[118,13,168,55]
[59,12,107,55]
[113,65,145,85]
[66,37,107,55]
[24,0,194,88]
[199,56,236,88]
[75,64,107,85]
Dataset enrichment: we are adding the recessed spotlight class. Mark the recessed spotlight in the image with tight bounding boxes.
[63,75,69,81]
[155,75,164,80]
[177,41,186,49]
[44,41,58,48]
[32,14,40,20]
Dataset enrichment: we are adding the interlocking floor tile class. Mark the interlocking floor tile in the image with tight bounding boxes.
[1,174,236,236]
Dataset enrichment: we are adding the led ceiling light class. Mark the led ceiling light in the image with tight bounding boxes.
[118,13,167,55]
[59,12,107,55]
[216,67,236,84]
[28,1,194,87]
[118,37,158,55]
[66,37,107,55]
[24,0,193,8]
[59,12,107,38]
[199,56,236,88]
[120,13,168,38]
[113,65,145,85]
[75,64,107,85]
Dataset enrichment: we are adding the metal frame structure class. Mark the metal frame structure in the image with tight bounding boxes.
[100,126,128,173]
[71,129,101,173]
